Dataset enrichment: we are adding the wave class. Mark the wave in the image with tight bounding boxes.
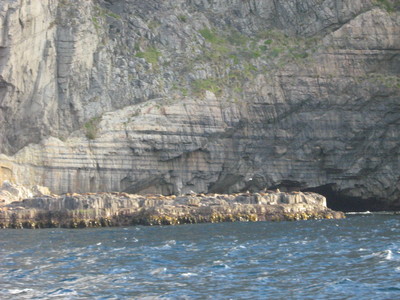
[346,211,400,215]
[149,267,167,275]
[361,249,397,261]
[6,288,34,295]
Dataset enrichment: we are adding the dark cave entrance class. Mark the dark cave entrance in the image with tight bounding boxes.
[302,184,389,212]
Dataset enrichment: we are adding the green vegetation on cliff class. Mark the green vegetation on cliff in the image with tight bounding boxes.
[180,27,318,97]
[375,0,400,12]
[84,116,102,140]
[135,47,161,66]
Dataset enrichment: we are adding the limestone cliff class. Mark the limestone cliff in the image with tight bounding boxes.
[0,0,399,211]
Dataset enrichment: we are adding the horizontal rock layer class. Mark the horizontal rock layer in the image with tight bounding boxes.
[0,0,399,210]
[0,191,344,228]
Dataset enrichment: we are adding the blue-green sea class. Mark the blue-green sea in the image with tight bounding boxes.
[1,214,399,299]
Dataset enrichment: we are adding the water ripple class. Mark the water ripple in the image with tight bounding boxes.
[0,215,399,299]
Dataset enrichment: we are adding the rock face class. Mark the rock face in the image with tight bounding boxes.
[0,190,344,228]
[0,0,399,210]
[0,180,51,205]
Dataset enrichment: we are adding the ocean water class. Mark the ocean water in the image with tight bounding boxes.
[0,214,399,299]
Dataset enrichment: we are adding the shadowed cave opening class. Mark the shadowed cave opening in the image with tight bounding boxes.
[267,181,391,212]
[302,184,389,212]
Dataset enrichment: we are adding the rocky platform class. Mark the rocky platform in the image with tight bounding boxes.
[0,190,344,229]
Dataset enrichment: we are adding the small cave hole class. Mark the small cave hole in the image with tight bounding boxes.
[302,184,388,212]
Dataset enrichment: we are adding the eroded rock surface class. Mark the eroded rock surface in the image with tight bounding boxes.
[0,180,51,205]
[0,0,399,210]
[0,191,344,228]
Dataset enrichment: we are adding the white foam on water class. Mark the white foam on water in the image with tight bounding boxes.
[385,250,393,260]
[256,276,270,282]
[249,259,258,264]
[346,211,371,215]
[184,244,200,252]
[108,268,129,274]
[213,260,223,264]
[159,244,171,250]
[7,288,34,295]
[335,278,353,285]
[150,267,167,275]
[181,272,197,277]
[154,240,177,250]
[212,261,231,269]
[111,247,126,252]
[362,249,395,262]
[376,249,394,261]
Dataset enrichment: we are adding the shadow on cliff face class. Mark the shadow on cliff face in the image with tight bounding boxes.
[302,184,393,212]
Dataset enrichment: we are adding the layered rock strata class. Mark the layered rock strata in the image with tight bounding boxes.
[0,0,399,210]
[0,191,344,228]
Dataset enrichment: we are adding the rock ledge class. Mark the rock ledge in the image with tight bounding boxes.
[0,191,344,228]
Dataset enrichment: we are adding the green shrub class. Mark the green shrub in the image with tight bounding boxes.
[135,47,161,64]
[293,52,309,59]
[199,28,226,45]
[192,78,222,96]
[375,0,397,12]
[270,47,283,57]
[92,17,101,30]
[227,31,249,46]
[178,15,187,22]
[229,54,240,65]
[147,20,161,30]
[199,28,216,42]
[105,11,121,20]
[84,116,102,140]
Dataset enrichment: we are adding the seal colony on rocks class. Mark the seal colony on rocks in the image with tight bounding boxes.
[0,186,344,228]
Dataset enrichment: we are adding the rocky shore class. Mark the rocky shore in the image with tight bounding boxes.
[0,182,344,228]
